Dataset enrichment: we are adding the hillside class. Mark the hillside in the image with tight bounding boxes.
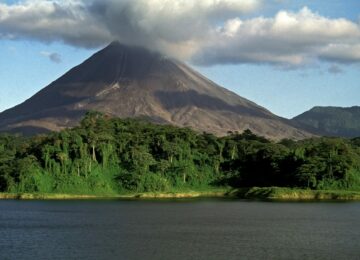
[0,41,310,139]
[292,106,360,138]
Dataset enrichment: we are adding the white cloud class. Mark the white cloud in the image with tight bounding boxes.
[40,51,62,63]
[193,7,360,66]
[0,0,112,47]
[320,44,360,63]
[1,1,360,67]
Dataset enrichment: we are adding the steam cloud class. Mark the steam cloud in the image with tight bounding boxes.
[1,0,360,67]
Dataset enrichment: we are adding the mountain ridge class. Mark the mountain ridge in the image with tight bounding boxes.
[0,41,311,139]
[292,106,360,138]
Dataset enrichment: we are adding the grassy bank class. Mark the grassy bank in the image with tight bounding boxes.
[230,187,360,200]
[1,187,360,200]
[0,187,229,200]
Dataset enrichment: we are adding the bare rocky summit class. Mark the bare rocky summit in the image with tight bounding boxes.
[0,42,311,139]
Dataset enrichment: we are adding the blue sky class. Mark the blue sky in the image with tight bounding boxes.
[0,0,359,118]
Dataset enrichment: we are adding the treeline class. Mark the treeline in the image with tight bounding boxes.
[1,111,360,194]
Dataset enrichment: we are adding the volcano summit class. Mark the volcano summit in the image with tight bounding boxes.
[0,42,309,139]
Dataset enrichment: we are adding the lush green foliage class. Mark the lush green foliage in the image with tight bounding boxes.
[1,112,360,194]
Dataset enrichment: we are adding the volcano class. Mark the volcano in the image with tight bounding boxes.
[0,41,310,139]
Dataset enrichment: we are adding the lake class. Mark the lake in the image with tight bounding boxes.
[0,199,359,260]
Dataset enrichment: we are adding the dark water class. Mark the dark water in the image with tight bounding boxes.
[0,199,359,260]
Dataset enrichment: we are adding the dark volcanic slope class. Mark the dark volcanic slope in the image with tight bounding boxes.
[292,106,360,138]
[0,42,310,139]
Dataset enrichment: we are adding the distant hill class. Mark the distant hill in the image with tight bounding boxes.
[292,106,360,138]
[0,41,311,140]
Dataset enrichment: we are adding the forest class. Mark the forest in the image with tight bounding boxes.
[1,111,360,195]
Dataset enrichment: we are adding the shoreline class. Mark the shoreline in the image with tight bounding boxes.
[1,187,360,201]
[0,190,229,200]
[232,187,360,201]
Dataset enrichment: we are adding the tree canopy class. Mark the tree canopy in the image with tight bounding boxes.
[1,112,360,194]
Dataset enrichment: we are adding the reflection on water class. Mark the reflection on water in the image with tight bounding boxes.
[0,199,359,260]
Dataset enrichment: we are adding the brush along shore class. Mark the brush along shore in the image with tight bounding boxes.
[1,187,360,200]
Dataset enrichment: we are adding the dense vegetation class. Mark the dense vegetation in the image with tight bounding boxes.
[1,112,360,195]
